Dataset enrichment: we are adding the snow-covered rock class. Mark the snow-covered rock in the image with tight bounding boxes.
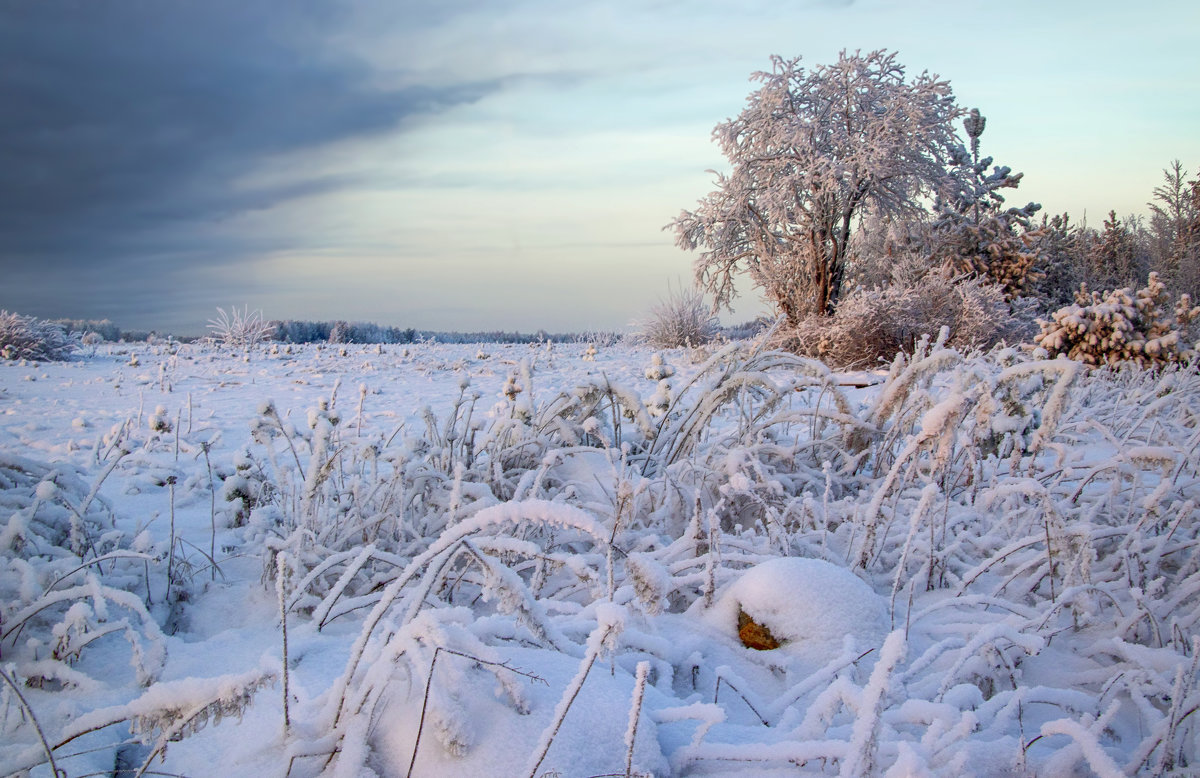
[708,557,888,661]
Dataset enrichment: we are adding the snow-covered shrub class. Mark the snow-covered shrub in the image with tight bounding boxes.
[779,265,1031,367]
[1034,271,1200,366]
[635,285,718,349]
[0,310,78,361]
[0,451,173,771]
[206,305,274,349]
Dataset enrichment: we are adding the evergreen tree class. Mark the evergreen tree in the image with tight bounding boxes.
[1088,211,1143,290]
[925,109,1044,299]
[1148,161,1200,299]
[1028,213,1090,308]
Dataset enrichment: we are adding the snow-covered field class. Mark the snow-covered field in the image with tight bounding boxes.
[3,338,1200,777]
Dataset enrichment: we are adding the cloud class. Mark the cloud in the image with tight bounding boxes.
[0,1,491,278]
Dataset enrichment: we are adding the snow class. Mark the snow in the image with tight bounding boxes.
[2,339,1200,776]
[706,557,888,664]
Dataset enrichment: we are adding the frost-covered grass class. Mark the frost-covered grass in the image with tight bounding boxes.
[2,337,1200,776]
[207,305,275,350]
[635,286,719,350]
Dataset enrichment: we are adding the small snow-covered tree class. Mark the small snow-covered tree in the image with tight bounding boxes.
[1086,211,1144,291]
[925,109,1045,299]
[1034,272,1200,366]
[1148,160,1200,298]
[671,50,963,324]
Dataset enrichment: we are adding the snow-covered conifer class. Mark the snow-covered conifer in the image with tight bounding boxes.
[924,109,1045,299]
[1087,211,1145,291]
[1034,272,1200,365]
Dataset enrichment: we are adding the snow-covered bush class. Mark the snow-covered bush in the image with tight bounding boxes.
[0,451,175,771]
[635,285,718,349]
[1035,272,1200,366]
[206,305,274,349]
[0,310,78,361]
[779,265,1032,367]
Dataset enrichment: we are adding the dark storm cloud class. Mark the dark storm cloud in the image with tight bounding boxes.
[0,1,488,275]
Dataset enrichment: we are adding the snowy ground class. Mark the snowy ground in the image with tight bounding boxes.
[3,339,1200,777]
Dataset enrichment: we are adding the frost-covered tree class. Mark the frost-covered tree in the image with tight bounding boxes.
[1148,160,1200,298]
[1149,161,1190,277]
[328,320,352,344]
[1028,212,1091,308]
[925,109,1045,299]
[671,50,963,324]
[1086,211,1145,291]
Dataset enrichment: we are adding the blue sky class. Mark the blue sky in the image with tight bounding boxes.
[1,0,1197,335]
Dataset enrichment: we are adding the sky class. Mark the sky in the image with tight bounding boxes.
[1,0,1197,336]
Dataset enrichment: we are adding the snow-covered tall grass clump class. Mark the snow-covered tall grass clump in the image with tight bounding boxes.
[207,305,275,349]
[635,285,719,349]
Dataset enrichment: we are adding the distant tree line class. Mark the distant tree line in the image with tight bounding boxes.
[270,320,418,344]
[40,315,643,348]
[54,319,152,343]
[268,320,624,346]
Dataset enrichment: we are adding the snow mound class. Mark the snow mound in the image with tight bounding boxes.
[710,557,887,660]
